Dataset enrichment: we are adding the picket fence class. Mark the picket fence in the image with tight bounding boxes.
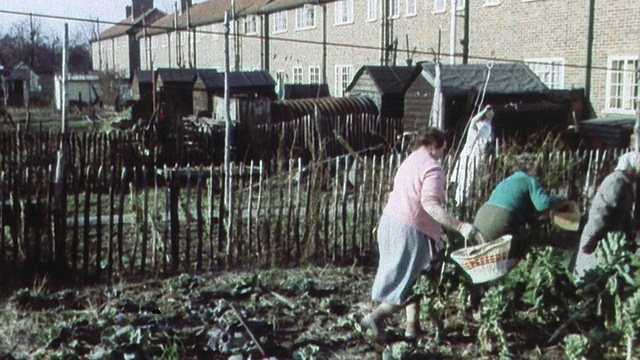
[0,130,632,286]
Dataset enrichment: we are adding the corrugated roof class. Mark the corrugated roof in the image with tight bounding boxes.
[420,63,549,95]
[97,8,166,40]
[271,96,378,121]
[346,65,421,94]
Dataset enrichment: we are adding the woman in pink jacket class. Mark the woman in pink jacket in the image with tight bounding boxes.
[361,127,482,341]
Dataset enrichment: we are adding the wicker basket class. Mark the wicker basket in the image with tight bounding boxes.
[450,235,517,284]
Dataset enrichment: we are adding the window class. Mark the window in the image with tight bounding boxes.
[525,58,565,89]
[335,65,353,97]
[245,15,257,34]
[485,0,500,6]
[367,0,377,20]
[309,66,320,84]
[274,11,287,33]
[606,56,639,113]
[335,0,354,25]
[389,0,399,18]
[433,0,446,13]
[456,0,465,10]
[293,66,303,83]
[296,5,316,29]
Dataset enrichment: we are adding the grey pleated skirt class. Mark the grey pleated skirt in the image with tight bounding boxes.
[371,214,442,305]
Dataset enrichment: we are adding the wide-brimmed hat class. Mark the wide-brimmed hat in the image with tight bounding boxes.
[552,200,581,232]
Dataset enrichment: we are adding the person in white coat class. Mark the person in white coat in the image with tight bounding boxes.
[452,105,495,207]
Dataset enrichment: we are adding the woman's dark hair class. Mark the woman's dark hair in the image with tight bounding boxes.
[413,127,446,150]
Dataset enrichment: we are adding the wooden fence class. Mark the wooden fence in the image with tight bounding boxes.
[0,129,633,286]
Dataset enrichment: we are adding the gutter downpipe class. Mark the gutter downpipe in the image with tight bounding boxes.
[585,0,595,101]
[322,3,327,84]
[449,0,456,64]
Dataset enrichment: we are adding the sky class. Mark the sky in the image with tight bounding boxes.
[0,0,202,41]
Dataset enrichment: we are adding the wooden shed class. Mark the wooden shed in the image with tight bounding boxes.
[155,68,199,118]
[345,65,421,119]
[192,70,276,126]
[577,117,636,149]
[403,63,571,144]
[130,70,154,121]
[6,62,40,107]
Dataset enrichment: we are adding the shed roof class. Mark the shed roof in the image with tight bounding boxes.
[578,116,636,149]
[420,63,549,95]
[156,68,200,84]
[133,70,154,84]
[197,70,276,90]
[97,8,166,40]
[284,84,331,99]
[346,65,421,94]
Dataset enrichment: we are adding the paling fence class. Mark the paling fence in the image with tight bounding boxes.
[0,128,632,286]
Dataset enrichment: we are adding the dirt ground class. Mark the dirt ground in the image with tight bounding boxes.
[0,264,573,360]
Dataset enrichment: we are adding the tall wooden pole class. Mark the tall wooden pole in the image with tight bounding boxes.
[224,11,234,264]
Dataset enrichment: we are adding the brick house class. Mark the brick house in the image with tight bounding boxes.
[96,0,639,119]
[91,0,166,79]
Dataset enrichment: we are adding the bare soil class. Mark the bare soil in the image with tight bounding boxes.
[0,265,571,360]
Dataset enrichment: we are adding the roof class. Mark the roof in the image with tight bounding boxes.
[346,65,421,94]
[271,96,378,121]
[420,63,549,95]
[7,63,36,81]
[133,70,154,84]
[97,8,166,40]
[155,68,200,84]
[197,70,276,90]
[143,0,338,36]
[284,84,330,99]
[578,116,636,149]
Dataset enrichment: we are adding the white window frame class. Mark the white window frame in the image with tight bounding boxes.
[388,0,399,18]
[309,66,321,84]
[276,70,286,99]
[525,58,565,90]
[484,0,500,6]
[367,0,378,21]
[245,15,257,35]
[274,11,288,33]
[405,0,416,17]
[456,0,465,10]
[335,0,354,25]
[433,0,446,13]
[605,56,639,114]
[293,66,304,84]
[296,5,316,30]
[335,65,353,97]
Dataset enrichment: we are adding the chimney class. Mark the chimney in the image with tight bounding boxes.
[180,0,192,14]
[125,5,132,18]
[132,0,154,18]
